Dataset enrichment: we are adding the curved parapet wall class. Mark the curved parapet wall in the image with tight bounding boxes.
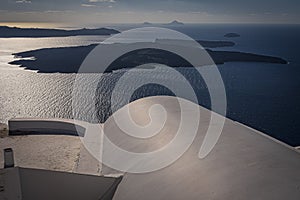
[8,118,87,137]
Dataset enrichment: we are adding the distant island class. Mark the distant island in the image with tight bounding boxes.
[141,20,184,26]
[10,41,287,73]
[142,22,153,26]
[197,40,235,48]
[164,20,184,26]
[155,38,235,48]
[0,26,120,38]
[224,33,240,38]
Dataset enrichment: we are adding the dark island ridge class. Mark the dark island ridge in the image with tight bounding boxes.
[0,26,120,38]
[9,41,287,73]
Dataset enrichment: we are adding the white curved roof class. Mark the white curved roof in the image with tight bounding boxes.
[101,96,300,200]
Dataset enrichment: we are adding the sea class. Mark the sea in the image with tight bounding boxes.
[0,24,299,146]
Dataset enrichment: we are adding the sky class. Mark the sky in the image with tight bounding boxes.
[0,0,299,26]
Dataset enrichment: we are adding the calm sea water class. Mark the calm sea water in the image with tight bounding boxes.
[0,24,299,146]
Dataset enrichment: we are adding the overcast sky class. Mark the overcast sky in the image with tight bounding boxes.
[0,0,299,25]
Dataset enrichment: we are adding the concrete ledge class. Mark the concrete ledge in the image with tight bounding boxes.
[0,135,81,172]
[0,167,122,200]
[8,118,87,137]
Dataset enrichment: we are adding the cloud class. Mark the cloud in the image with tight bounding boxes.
[15,0,31,3]
[81,4,96,7]
[89,0,116,3]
